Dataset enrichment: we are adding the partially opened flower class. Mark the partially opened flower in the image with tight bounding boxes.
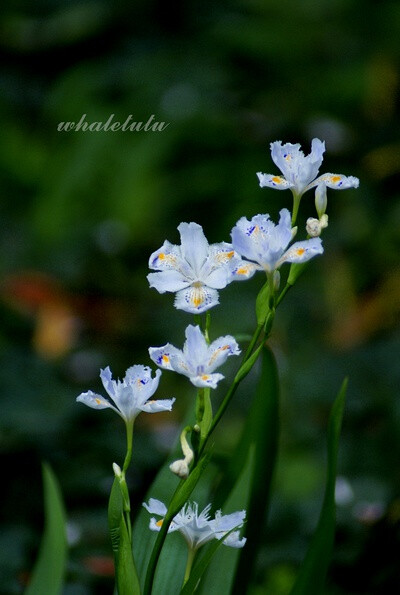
[147,222,257,314]
[143,498,246,550]
[257,138,359,198]
[149,324,240,389]
[76,365,175,422]
[231,208,323,273]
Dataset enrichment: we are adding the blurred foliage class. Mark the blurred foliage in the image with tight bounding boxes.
[0,0,399,593]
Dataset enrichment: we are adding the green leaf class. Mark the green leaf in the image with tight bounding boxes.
[234,342,263,384]
[197,447,255,595]
[133,463,180,591]
[25,463,67,595]
[255,280,270,325]
[132,406,210,595]
[287,261,309,286]
[143,454,210,595]
[207,347,279,592]
[200,389,213,442]
[232,346,280,592]
[289,378,348,595]
[180,526,242,595]
[108,478,140,594]
[108,478,124,557]
[115,514,141,595]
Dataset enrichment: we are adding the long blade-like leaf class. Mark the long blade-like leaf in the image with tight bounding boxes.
[133,406,211,594]
[26,463,67,595]
[232,345,280,593]
[289,378,348,595]
[108,477,124,558]
[108,478,140,594]
[143,454,210,595]
[180,525,243,595]
[197,447,255,595]
[115,514,141,595]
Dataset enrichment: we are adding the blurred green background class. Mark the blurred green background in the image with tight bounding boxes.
[0,0,399,593]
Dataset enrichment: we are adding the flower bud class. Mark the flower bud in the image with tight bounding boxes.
[306,217,322,237]
[112,462,122,478]
[315,183,327,218]
[320,214,329,229]
[169,459,190,479]
[306,214,329,237]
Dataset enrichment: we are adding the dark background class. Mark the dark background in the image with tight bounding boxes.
[0,0,399,593]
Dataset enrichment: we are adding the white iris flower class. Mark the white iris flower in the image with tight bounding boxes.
[76,365,175,422]
[147,222,257,314]
[231,208,323,273]
[149,324,240,389]
[143,498,246,550]
[257,138,359,197]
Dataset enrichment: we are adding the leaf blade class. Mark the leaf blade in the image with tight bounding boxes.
[232,345,280,593]
[25,463,67,595]
[289,378,348,595]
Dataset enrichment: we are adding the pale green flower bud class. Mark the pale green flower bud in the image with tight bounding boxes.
[113,462,122,478]
[315,183,327,218]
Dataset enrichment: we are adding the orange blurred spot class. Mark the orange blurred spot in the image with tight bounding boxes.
[82,555,115,577]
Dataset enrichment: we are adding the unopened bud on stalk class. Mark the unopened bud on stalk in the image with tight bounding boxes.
[315,183,327,218]
[112,463,122,478]
[291,226,298,240]
[169,459,190,479]
[169,426,194,480]
[306,215,329,237]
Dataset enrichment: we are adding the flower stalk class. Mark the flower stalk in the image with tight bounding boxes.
[183,547,196,586]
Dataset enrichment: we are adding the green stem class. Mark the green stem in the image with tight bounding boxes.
[205,311,211,344]
[183,547,196,587]
[291,191,301,226]
[194,314,202,329]
[122,419,134,473]
[195,388,205,425]
[119,420,134,543]
[202,341,264,450]
[244,323,263,361]
[276,282,292,306]
[267,272,276,310]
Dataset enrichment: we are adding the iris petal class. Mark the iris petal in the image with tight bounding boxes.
[147,270,191,294]
[174,285,219,314]
[178,222,209,276]
[308,172,360,191]
[190,372,225,389]
[207,336,240,372]
[76,391,118,412]
[278,237,323,266]
[148,344,180,370]
[257,173,293,189]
